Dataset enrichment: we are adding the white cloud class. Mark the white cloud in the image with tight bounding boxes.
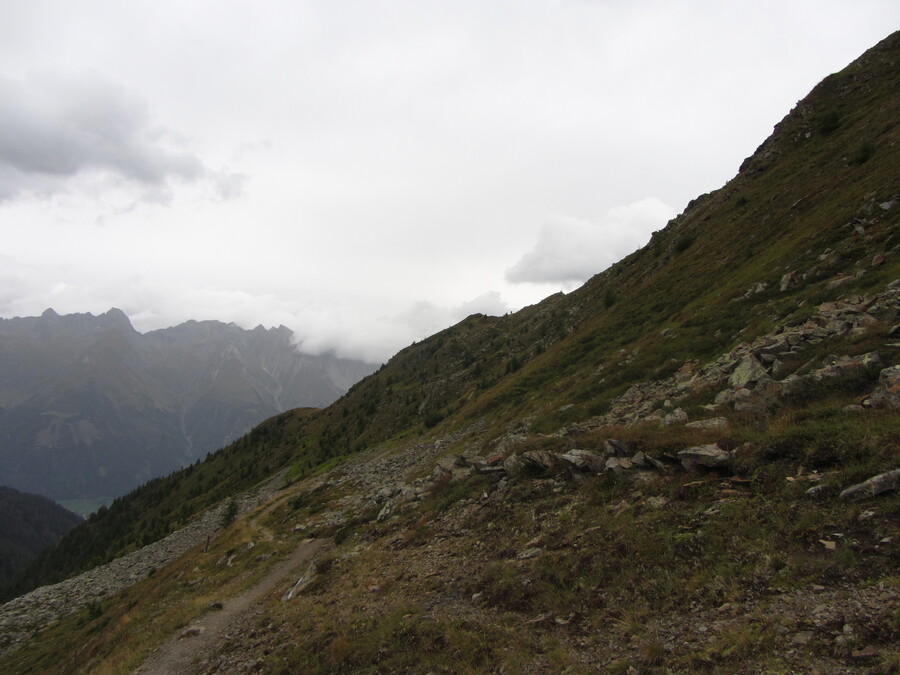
[0,70,241,203]
[0,2,897,366]
[292,291,511,364]
[506,197,676,286]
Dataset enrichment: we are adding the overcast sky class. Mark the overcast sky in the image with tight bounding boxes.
[1,2,897,362]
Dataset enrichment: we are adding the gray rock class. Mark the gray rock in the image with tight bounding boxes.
[559,449,606,473]
[605,439,632,456]
[517,450,565,474]
[729,355,770,388]
[502,453,527,478]
[864,365,900,409]
[678,444,733,471]
[685,417,729,429]
[517,547,543,560]
[806,484,829,498]
[731,387,772,415]
[839,469,900,500]
[605,456,633,474]
[663,407,689,426]
[780,270,800,292]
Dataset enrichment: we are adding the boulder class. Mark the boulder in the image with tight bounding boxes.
[839,469,900,500]
[605,456,633,474]
[605,439,632,456]
[560,449,606,473]
[663,408,689,426]
[732,387,772,416]
[729,355,770,388]
[521,450,566,474]
[502,453,527,478]
[678,444,733,471]
[780,270,800,292]
[864,365,900,409]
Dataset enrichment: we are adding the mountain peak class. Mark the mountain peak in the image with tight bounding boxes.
[99,307,135,332]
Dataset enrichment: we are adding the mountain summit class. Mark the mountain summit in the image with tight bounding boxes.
[1,30,898,674]
[0,311,376,509]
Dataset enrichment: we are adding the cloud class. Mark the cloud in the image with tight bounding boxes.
[0,253,509,365]
[0,71,241,202]
[505,197,677,286]
[293,292,512,364]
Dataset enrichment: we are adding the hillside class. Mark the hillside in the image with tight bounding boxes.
[0,487,82,586]
[1,30,898,674]
[0,310,375,510]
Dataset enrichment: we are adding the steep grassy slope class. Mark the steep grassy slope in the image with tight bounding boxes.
[2,30,898,674]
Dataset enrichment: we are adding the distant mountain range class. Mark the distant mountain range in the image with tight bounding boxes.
[0,309,376,510]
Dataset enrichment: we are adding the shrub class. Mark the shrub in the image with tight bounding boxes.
[818,109,841,135]
[849,139,875,165]
[674,235,695,253]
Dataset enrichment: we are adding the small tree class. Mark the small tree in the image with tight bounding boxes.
[221,498,239,528]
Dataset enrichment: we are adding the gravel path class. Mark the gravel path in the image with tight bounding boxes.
[132,538,325,675]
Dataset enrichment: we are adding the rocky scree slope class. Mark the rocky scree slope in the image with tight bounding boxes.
[1,29,898,675]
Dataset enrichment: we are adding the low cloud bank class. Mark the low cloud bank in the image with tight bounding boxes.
[506,197,676,286]
[0,273,510,366]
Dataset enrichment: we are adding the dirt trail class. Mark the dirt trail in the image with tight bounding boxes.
[132,538,325,675]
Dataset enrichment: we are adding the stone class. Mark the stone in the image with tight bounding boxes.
[780,270,800,292]
[605,439,632,456]
[729,355,770,388]
[864,365,900,409]
[731,387,771,416]
[663,408,688,426]
[605,457,633,474]
[517,547,543,560]
[502,453,527,478]
[521,450,565,474]
[559,449,606,473]
[374,486,398,503]
[678,444,733,471]
[376,502,394,522]
[805,484,829,498]
[685,417,729,429]
[839,469,900,500]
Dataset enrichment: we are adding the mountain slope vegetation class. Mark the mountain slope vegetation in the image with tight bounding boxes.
[1,30,898,674]
[0,487,82,586]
